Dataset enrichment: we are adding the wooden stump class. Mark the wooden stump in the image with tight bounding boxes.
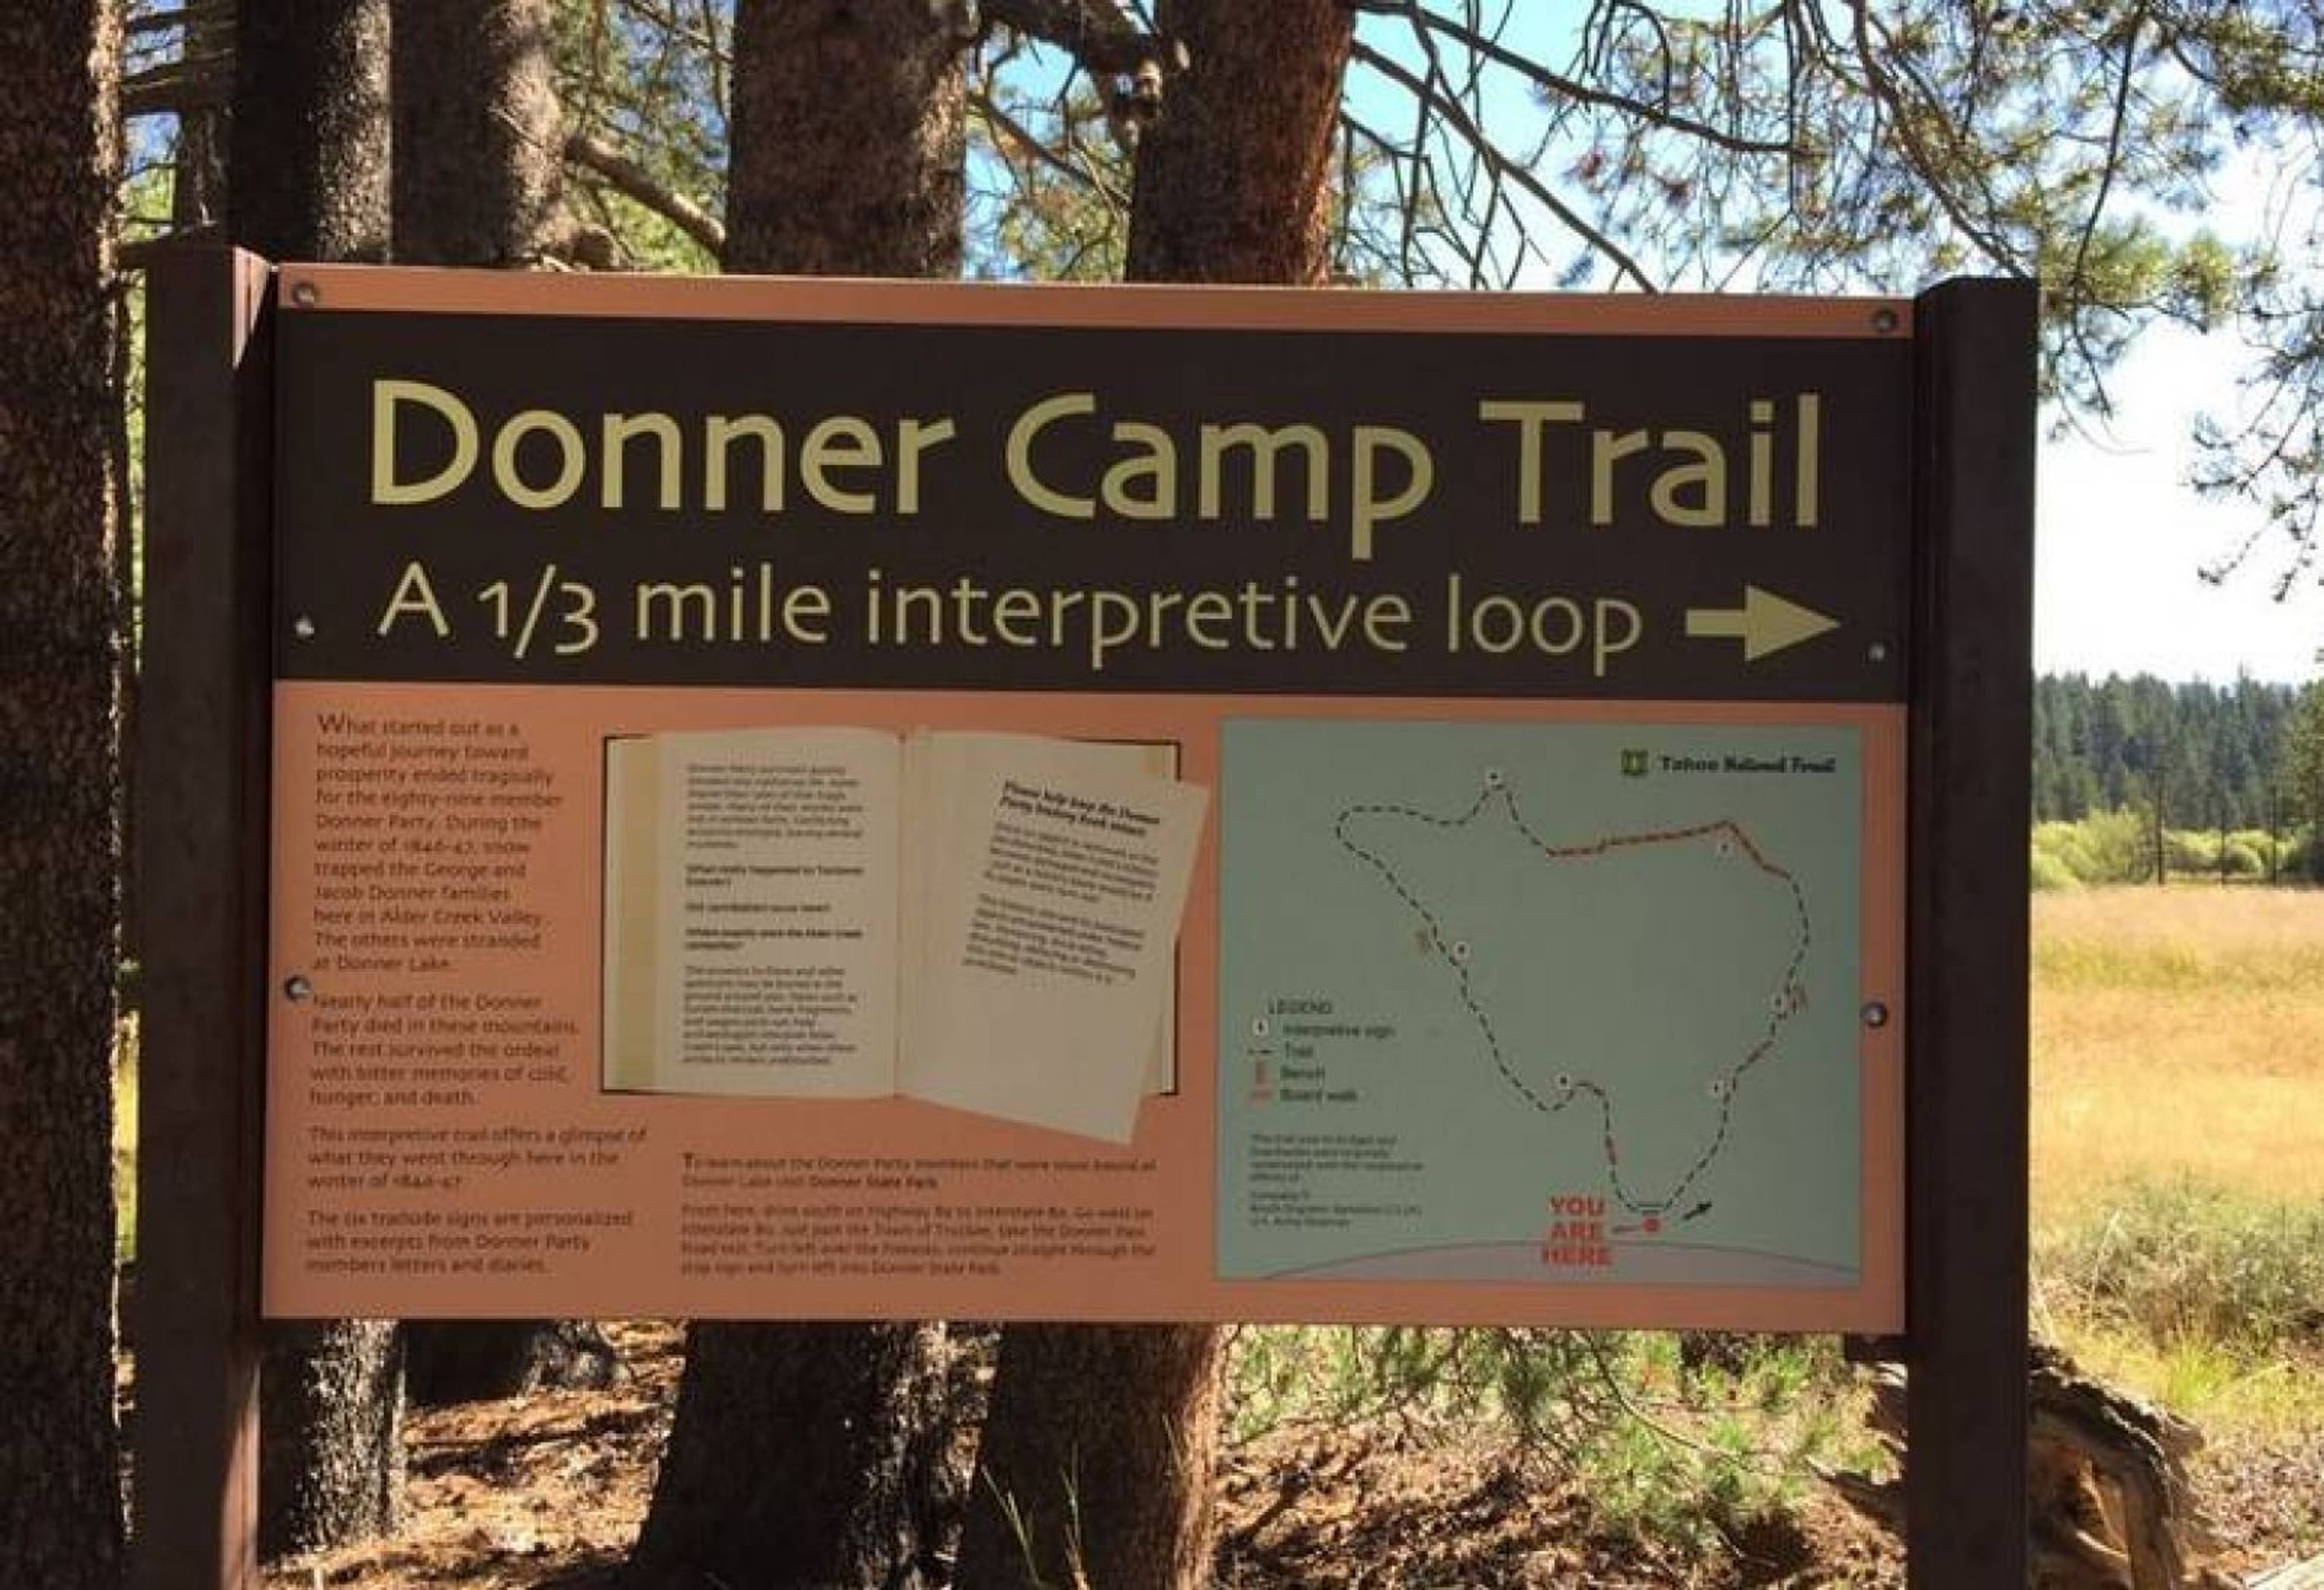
[1827,1342,2239,1589]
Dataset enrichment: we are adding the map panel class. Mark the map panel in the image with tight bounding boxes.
[1218,718,1863,1289]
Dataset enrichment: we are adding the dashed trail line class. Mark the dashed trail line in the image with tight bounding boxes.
[1334,774,1812,1219]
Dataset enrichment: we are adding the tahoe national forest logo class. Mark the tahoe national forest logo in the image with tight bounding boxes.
[1620,748,1650,777]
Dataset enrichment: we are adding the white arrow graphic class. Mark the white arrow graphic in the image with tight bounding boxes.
[1683,585,1839,662]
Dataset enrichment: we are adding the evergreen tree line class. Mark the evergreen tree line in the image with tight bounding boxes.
[2033,672,2308,833]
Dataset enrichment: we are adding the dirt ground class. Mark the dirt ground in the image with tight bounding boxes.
[255,1323,2324,1589]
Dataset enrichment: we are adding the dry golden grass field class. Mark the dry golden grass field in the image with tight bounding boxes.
[2032,885,2324,1435]
[2034,885,2324,1218]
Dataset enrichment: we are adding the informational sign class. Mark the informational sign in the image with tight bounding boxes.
[264,269,1906,1328]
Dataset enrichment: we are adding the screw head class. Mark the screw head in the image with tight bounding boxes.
[283,973,314,1003]
[289,280,320,308]
[1871,306,1901,334]
[1862,1000,1891,1029]
[292,615,316,639]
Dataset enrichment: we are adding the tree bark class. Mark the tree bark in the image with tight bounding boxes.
[230,0,404,1557]
[227,0,389,261]
[390,0,565,264]
[626,1323,959,1590]
[721,0,966,279]
[257,1319,405,1558]
[959,8,1350,1586]
[386,0,594,1408]
[1123,0,1351,286]
[956,1326,1226,1590]
[0,4,128,1585]
[623,9,968,1584]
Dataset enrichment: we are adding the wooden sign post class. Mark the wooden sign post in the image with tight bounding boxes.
[1904,280,2038,1585]
[131,247,272,1590]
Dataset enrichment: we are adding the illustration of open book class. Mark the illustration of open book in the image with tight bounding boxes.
[601,727,1206,1143]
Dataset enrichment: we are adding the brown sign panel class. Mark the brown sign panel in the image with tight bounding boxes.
[262,267,1906,1332]
[275,281,1910,700]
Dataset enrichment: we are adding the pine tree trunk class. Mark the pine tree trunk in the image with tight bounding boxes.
[626,1323,957,1590]
[721,0,965,279]
[388,0,592,1407]
[960,8,1350,1585]
[956,1326,1226,1590]
[229,0,403,1558]
[257,1320,405,1558]
[623,8,967,1583]
[1123,0,1351,286]
[390,0,565,265]
[228,0,390,261]
[0,5,128,1585]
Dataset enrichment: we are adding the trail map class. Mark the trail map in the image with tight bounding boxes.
[1218,719,1865,1289]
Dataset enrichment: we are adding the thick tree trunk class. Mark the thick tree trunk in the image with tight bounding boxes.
[257,1320,405,1558]
[959,9,1350,1586]
[956,1326,1226,1590]
[622,8,968,1585]
[229,0,403,1558]
[0,5,128,1586]
[626,1323,958,1590]
[389,0,565,264]
[1123,0,1351,286]
[227,0,389,261]
[387,0,591,1407]
[722,0,965,279]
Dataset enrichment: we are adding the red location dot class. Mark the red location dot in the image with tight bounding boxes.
[1644,1216,1662,1234]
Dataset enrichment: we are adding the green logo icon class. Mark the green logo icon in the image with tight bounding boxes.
[1620,748,1650,777]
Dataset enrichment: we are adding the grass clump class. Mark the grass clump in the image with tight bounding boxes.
[2038,1176,2324,1357]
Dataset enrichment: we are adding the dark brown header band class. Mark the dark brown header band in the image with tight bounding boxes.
[275,286,1912,702]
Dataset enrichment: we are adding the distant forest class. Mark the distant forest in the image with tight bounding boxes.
[2034,673,2301,830]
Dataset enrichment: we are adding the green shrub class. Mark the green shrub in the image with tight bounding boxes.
[2164,829,2216,875]
[2029,848,2080,891]
[2032,809,2153,885]
[2220,837,2267,878]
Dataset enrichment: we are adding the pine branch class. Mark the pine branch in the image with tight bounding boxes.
[1350,39,1661,292]
[563,128,726,257]
[122,53,231,118]
[971,90,1126,210]
[1344,0,1796,157]
[980,0,1169,78]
